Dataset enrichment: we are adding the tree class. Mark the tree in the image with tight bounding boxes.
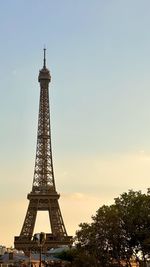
[57,247,97,267]
[75,189,150,267]
[115,190,150,266]
[76,205,128,266]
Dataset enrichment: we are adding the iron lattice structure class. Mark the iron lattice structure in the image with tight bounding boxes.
[14,50,72,253]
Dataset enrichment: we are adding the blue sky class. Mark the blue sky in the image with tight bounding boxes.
[1,0,150,246]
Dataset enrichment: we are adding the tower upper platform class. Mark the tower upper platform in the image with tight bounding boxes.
[38,48,51,82]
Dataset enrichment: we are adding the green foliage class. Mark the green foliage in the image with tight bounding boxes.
[57,247,98,267]
[115,190,150,260]
[56,249,76,262]
[75,189,150,267]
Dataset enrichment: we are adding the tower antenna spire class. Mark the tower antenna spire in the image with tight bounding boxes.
[43,46,46,68]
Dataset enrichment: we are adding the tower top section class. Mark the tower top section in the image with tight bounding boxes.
[38,48,51,82]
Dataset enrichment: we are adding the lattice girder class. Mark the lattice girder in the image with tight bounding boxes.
[14,51,72,253]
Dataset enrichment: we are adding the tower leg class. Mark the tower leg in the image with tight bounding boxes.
[48,199,67,237]
[20,199,38,238]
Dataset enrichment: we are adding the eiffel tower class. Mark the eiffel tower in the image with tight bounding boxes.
[14,50,72,253]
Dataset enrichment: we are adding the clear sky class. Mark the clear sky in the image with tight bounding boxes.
[1,0,150,247]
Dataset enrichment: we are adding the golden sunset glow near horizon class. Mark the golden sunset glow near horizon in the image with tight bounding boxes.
[1,0,150,247]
